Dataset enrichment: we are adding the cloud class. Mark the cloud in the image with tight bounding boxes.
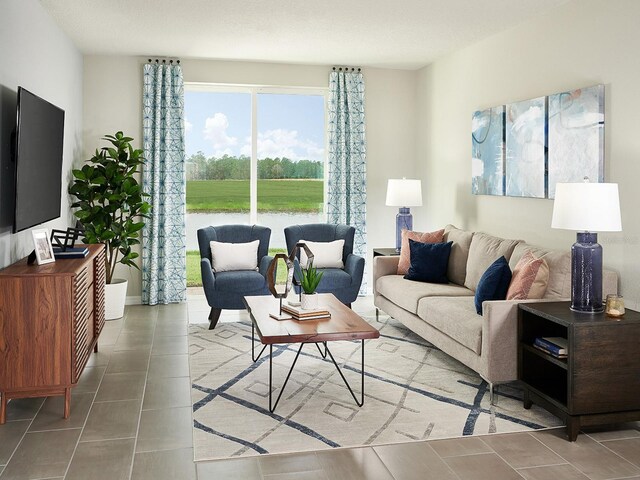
[214,147,234,157]
[240,140,251,157]
[184,117,193,133]
[203,113,238,156]
[244,129,324,161]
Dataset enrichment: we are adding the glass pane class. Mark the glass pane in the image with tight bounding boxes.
[185,90,251,285]
[256,93,325,251]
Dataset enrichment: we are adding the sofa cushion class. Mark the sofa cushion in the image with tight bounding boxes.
[444,225,474,286]
[404,240,452,284]
[417,296,483,354]
[316,268,352,290]
[215,270,266,292]
[376,275,473,314]
[508,242,570,299]
[464,232,520,291]
[397,228,445,275]
[474,256,512,314]
[507,250,550,300]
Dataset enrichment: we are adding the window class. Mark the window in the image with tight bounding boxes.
[184,85,327,286]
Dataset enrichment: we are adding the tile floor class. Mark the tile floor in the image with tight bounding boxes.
[0,294,639,480]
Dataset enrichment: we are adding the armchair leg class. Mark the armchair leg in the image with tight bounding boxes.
[209,308,222,330]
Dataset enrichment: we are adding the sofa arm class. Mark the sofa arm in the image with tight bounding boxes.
[259,255,274,277]
[481,297,567,384]
[373,256,400,295]
[200,258,216,306]
[345,253,365,287]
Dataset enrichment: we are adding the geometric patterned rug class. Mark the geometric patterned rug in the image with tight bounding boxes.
[189,315,562,461]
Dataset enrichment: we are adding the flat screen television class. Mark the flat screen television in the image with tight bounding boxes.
[13,87,65,233]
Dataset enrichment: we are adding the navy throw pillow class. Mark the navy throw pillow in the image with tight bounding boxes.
[403,240,452,284]
[474,256,512,314]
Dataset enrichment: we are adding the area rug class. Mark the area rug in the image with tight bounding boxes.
[189,315,561,461]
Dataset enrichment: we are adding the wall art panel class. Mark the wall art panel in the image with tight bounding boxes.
[472,106,505,196]
[505,96,546,198]
[548,84,604,198]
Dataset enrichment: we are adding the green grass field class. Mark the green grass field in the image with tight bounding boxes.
[186,250,202,287]
[187,248,289,287]
[186,179,323,213]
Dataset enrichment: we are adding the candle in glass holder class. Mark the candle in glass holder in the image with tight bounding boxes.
[605,294,625,317]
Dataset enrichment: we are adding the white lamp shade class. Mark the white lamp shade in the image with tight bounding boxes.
[551,182,622,232]
[386,179,423,207]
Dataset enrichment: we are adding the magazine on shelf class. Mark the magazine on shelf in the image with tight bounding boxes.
[534,337,568,355]
[542,336,568,350]
[532,343,568,359]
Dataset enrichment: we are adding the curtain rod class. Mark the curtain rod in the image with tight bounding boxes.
[332,67,361,72]
[147,58,181,65]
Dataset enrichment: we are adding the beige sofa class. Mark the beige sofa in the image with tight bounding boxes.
[373,224,618,403]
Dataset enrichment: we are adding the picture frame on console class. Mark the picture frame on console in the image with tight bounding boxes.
[31,228,55,265]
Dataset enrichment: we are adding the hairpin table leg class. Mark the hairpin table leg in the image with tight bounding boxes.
[325,339,366,407]
[269,343,304,413]
[251,322,267,362]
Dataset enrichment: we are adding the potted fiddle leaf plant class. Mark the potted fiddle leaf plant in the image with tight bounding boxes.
[68,131,151,319]
[299,261,323,310]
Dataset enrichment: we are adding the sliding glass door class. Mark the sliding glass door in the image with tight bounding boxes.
[184,85,326,286]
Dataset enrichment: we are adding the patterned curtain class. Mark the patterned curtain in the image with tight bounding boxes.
[327,68,367,293]
[141,62,186,305]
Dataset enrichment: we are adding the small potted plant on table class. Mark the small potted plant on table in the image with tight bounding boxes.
[300,262,323,310]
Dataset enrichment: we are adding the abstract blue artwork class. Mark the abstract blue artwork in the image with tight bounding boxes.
[505,97,546,198]
[472,106,504,196]
[547,84,604,198]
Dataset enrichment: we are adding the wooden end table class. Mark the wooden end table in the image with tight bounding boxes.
[243,293,380,413]
[518,302,640,441]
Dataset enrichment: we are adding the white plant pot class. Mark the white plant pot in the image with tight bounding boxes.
[105,278,128,320]
[301,293,318,310]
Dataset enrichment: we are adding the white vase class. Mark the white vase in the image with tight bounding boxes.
[105,278,128,320]
[301,293,318,310]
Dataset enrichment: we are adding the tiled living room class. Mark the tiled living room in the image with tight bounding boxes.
[1,294,640,479]
[2,0,640,479]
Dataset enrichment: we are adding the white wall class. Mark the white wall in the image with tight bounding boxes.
[416,0,640,309]
[0,0,83,269]
[84,56,417,298]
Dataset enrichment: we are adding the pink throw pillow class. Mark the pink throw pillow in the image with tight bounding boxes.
[506,250,550,300]
[396,229,445,275]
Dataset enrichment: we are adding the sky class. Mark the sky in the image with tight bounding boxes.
[184,90,325,162]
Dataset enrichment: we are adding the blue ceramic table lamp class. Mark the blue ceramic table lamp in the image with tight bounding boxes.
[551,179,621,313]
[386,178,423,252]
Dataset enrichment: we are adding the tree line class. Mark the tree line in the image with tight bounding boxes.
[186,152,324,180]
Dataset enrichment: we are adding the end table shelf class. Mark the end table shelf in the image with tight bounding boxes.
[373,248,399,257]
[518,302,640,441]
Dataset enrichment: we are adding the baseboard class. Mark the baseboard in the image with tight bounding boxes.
[126,296,142,305]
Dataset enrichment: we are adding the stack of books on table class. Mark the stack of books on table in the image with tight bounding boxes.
[53,246,89,259]
[533,337,568,358]
[281,303,331,321]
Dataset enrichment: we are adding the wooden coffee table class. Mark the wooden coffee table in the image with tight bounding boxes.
[243,293,380,413]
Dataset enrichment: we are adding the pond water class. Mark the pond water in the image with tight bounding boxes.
[186,212,324,251]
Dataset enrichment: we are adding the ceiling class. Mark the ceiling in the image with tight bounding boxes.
[40,0,569,70]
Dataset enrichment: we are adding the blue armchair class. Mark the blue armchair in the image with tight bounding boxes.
[197,225,273,329]
[284,223,364,306]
